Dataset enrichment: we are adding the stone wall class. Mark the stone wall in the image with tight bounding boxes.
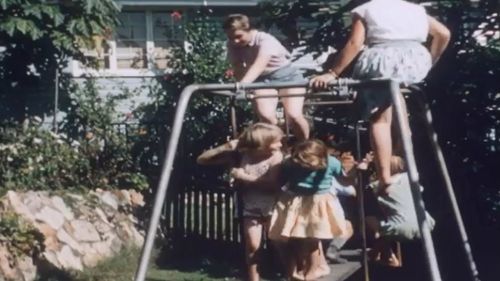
[0,189,145,281]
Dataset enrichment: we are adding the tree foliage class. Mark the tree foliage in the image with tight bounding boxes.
[0,0,120,119]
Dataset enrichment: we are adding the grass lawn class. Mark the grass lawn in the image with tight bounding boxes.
[36,245,282,281]
[147,268,239,281]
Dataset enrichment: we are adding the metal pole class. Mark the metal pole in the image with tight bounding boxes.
[416,93,480,281]
[53,68,59,133]
[134,84,199,281]
[134,78,446,281]
[389,80,442,281]
[355,121,370,281]
[134,80,348,281]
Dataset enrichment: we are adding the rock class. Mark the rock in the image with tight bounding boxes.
[110,236,123,254]
[131,227,145,247]
[42,251,60,268]
[17,256,36,281]
[94,208,111,225]
[35,207,65,230]
[94,220,112,234]
[23,192,46,215]
[0,244,19,281]
[116,221,133,240]
[35,223,60,251]
[100,191,119,210]
[1,189,144,278]
[5,191,35,222]
[57,229,83,254]
[71,220,100,242]
[56,245,83,271]
[50,196,74,220]
[92,241,113,258]
[119,190,131,205]
[82,252,102,268]
[128,214,138,224]
[129,190,145,207]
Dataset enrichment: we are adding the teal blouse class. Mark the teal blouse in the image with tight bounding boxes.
[284,155,343,195]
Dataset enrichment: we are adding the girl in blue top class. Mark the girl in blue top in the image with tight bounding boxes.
[269,139,349,280]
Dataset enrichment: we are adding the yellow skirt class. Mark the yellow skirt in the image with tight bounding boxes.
[268,192,347,240]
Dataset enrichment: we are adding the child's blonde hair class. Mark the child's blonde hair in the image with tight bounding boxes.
[223,14,251,31]
[237,123,283,152]
[291,139,328,171]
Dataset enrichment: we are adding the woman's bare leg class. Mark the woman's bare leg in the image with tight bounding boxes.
[370,106,393,187]
[252,89,279,124]
[280,88,309,141]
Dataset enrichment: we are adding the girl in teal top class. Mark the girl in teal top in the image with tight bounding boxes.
[285,153,343,195]
[269,139,349,280]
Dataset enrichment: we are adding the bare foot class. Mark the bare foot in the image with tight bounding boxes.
[318,262,331,277]
[381,253,401,267]
[302,265,330,280]
[292,270,305,281]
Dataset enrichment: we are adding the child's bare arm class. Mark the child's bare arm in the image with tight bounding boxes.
[197,140,239,166]
[231,154,284,189]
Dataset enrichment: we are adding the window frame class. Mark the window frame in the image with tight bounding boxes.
[71,8,187,77]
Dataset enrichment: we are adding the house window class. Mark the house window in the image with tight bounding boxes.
[152,11,185,69]
[115,12,147,69]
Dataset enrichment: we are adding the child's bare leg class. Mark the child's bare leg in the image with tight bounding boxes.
[366,216,382,261]
[380,239,401,267]
[252,89,279,125]
[272,240,293,279]
[280,88,309,141]
[299,239,328,280]
[243,218,264,281]
[318,241,331,276]
[370,106,393,187]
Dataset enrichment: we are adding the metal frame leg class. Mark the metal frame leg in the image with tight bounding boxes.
[356,121,370,281]
[390,81,442,281]
[416,93,480,281]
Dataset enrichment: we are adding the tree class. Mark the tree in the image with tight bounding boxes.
[0,0,120,119]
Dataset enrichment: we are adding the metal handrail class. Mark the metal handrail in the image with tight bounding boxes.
[134,79,446,281]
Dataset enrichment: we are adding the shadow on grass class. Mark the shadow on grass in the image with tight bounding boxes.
[148,236,284,281]
[149,239,242,281]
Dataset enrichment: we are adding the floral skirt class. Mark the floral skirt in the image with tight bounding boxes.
[352,41,432,86]
[268,192,347,240]
[351,41,431,120]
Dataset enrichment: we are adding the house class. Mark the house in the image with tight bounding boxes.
[68,0,262,78]
[62,0,264,122]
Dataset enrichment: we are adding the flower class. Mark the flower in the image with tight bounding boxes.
[224,69,234,79]
[32,116,43,124]
[124,112,134,121]
[171,10,182,22]
[33,138,43,145]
